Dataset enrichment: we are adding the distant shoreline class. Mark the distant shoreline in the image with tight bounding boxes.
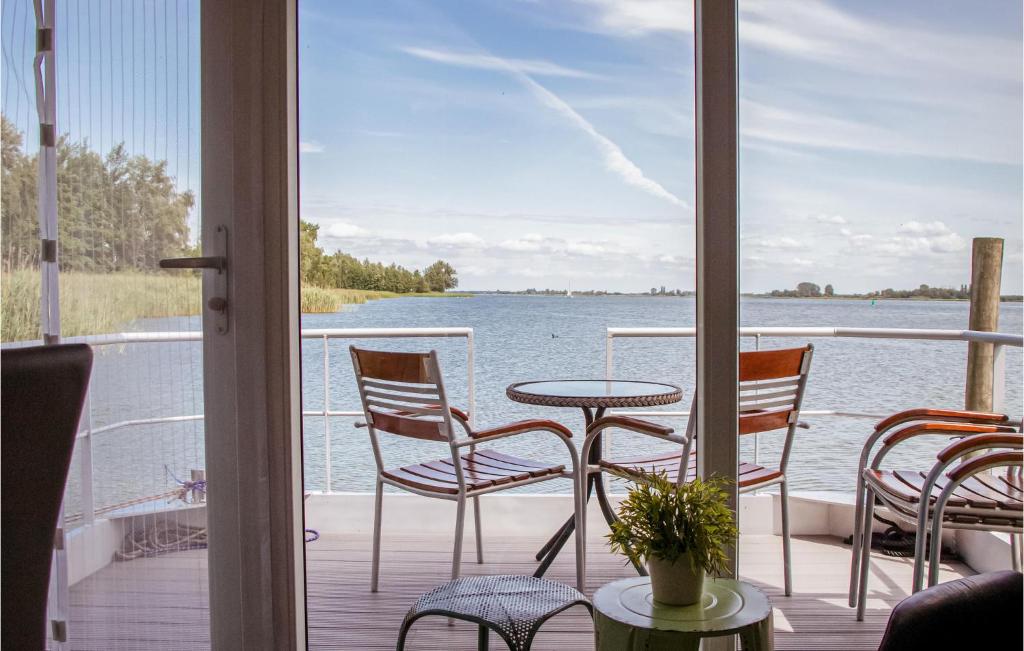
[461,290,1023,302]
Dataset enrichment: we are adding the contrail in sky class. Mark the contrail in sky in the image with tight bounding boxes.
[402,46,689,208]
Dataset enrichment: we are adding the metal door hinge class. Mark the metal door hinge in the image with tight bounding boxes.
[51,619,67,643]
[37,27,53,53]
[41,238,57,262]
[39,123,55,148]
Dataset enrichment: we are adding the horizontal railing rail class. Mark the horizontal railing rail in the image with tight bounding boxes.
[61,327,474,523]
[30,324,1020,522]
[605,326,1023,461]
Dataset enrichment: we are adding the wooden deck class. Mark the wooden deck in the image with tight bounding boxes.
[70,531,971,649]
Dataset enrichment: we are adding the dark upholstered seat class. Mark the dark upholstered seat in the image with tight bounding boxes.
[877,570,1023,651]
[2,344,93,650]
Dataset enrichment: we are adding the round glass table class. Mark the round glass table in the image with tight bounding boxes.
[506,380,683,577]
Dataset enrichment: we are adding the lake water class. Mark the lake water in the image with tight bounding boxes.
[67,295,1023,516]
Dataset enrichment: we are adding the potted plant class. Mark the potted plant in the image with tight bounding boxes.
[608,473,738,606]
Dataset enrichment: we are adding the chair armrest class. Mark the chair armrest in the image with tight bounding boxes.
[948,450,1024,483]
[937,432,1023,463]
[588,415,674,437]
[881,422,1016,448]
[874,408,1008,433]
[469,419,574,440]
[448,406,470,424]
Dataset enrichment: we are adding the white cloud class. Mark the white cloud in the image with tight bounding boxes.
[496,234,608,257]
[566,241,607,256]
[577,0,1020,88]
[426,232,487,248]
[870,221,966,257]
[498,233,547,252]
[574,0,692,36]
[813,214,846,225]
[740,0,1021,86]
[746,236,804,250]
[402,46,603,80]
[791,257,814,267]
[323,222,369,238]
[898,220,953,237]
[402,45,689,208]
[300,141,325,153]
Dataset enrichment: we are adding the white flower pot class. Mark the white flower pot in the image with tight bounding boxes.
[647,553,705,606]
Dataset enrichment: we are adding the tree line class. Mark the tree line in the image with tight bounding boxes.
[2,115,458,294]
[300,220,457,293]
[770,281,974,300]
[2,116,194,273]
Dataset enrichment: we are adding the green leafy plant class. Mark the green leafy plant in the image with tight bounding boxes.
[608,473,738,575]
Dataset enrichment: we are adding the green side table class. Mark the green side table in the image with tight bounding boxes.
[593,577,773,651]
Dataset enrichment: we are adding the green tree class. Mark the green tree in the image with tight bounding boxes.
[2,115,194,274]
[824,284,834,296]
[423,260,457,292]
[796,282,821,297]
[1,116,37,270]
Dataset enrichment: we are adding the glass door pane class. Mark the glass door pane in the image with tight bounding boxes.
[1,1,208,647]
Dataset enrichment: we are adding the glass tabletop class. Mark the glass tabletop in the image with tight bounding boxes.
[509,380,680,399]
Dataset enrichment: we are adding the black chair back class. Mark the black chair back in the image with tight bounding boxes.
[877,570,1023,651]
[2,344,93,650]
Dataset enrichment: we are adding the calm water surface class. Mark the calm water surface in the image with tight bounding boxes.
[69,296,1023,515]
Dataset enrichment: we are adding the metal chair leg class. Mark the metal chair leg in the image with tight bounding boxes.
[453,495,466,581]
[927,511,946,588]
[574,468,586,591]
[849,472,866,606]
[371,478,384,592]
[855,488,877,621]
[477,624,489,650]
[911,509,931,593]
[780,481,793,597]
[1011,533,1022,573]
[473,496,483,564]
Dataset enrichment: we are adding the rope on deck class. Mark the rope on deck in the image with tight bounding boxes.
[115,522,208,561]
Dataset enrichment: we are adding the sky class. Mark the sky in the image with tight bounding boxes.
[298,0,1023,294]
[1,1,1020,294]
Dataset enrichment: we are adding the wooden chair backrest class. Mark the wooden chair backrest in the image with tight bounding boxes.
[350,347,452,442]
[738,345,813,435]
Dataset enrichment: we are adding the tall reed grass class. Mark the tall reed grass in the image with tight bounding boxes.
[299,286,398,313]
[1,271,466,341]
[1,270,202,341]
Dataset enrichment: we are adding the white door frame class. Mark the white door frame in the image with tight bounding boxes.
[202,0,305,648]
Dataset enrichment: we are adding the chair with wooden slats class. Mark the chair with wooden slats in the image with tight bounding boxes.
[579,344,814,597]
[350,346,585,592]
[848,408,1022,620]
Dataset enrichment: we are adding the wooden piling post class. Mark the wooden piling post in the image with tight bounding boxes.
[965,238,1003,412]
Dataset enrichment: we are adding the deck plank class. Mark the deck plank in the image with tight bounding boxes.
[69,531,971,649]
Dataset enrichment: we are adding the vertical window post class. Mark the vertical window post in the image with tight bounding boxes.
[694,0,740,593]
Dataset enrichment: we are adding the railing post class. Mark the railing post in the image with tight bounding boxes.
[323,335,332,492]
[605,332,614,381]
[992,343,1006,414]
[467,330,476,428]
[753,334,761,464]
[965,237,1003,412]
[80,389,95,525]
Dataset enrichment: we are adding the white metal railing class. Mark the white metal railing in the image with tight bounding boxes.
[65,327,474,523]
[36,324,1022,523]
[299,328,474,491]
[606,327,1022,461]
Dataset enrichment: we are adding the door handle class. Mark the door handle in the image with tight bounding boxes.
[159,256,226,272]
[158,225,229,334]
